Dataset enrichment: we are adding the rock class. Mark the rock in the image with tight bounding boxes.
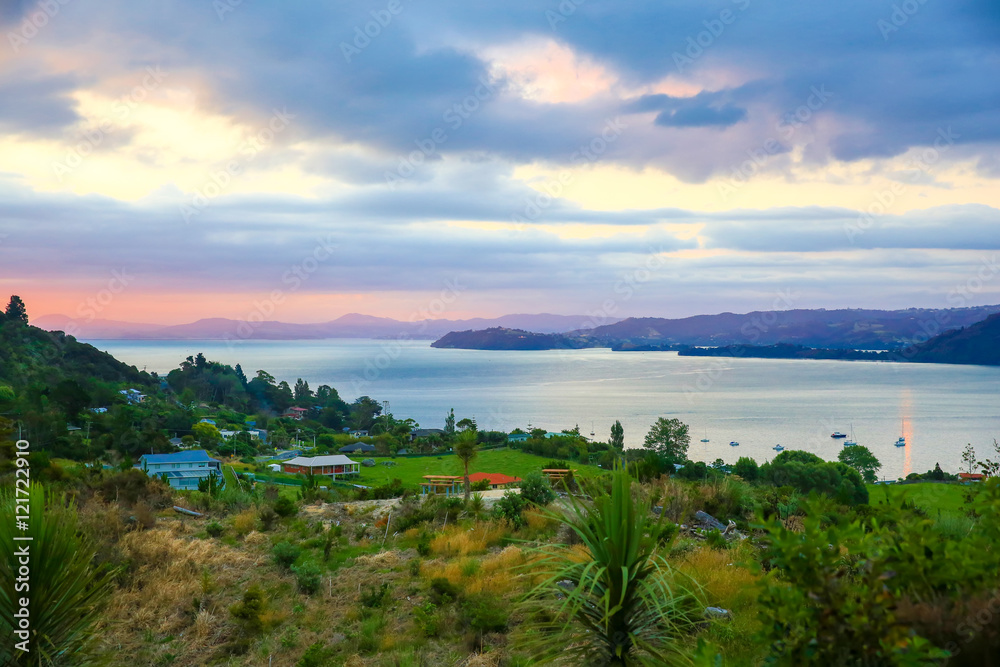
[694,510,726,532]
[705,606,731,620]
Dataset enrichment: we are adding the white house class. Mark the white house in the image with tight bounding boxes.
[139,450,222,490]
[281,455,360,479]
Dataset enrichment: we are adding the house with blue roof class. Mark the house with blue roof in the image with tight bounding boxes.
[138,450,222,490]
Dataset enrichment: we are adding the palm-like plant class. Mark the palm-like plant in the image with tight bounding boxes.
[0,484,115,666]
[453,429,478,502]
[521,466,703,665]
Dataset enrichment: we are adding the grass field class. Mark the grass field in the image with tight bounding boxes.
[228,448,604,491]
[867,482,971,516]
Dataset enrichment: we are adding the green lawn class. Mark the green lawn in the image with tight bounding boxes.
[867,482,971,516]
[353,448,603,489]
[232,448,603,491]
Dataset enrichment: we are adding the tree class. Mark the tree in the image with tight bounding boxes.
[609,420,624,452]
[642,418,690,465]
[194,352,207,370]
[349,396,382,431]
[837,444,882,484]
[4,295,28,324]
[444,408,455,435]
[51,379,91,422]
[234,364,248,386]
[192,422,222,448]
[962,443,977,475]
[0,485,115,665]
[520,466,702,664]
[454,429,478,502]
[733,456,760,481]
[293,378,312,401]
[979,440,1000,477]
[456,417,477,432]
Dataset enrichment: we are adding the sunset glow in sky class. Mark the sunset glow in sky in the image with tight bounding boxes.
[1,0,999,324]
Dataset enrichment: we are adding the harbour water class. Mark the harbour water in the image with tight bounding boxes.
[90,338,1000,480]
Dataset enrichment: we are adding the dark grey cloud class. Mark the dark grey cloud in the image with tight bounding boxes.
[2,0,996,181]
[0,68,81,135]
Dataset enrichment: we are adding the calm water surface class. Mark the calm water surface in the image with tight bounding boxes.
[90,339,1000,480]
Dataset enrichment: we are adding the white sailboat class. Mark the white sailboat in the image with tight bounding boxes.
[774,444,784,451]
[844,423,857,447]
[700,429,709,443]
[895,419,906,447]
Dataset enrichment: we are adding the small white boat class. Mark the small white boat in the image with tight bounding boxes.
[895,436,906,447]
[701,429,709,443]
[729,441,740,447]
[895,418,906,446]
[774,444,784,451]
[844,424,857,447]
[831,431,847,439]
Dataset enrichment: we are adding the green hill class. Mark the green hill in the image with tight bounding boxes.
[909,312,1000,366]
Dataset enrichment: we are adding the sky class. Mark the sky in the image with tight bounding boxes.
[1,0,999,325]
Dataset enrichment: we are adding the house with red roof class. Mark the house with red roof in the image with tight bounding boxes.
[467,472,522,490]
[959,472,986,483]
[282,406,308,421]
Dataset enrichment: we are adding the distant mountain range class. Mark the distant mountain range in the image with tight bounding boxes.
[35,312,616,341]
[430,305,1000,352]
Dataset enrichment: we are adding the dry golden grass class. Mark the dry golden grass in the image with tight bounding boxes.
[232,508,258,536]
[429,522,507,557]
[523,509,555,531]
[99,522,259,651]
[675,544,759,612]
[422,545,526,595]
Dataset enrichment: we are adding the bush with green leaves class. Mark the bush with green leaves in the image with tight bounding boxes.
[519,466,703,664]
[519,472,557,506]
[360,582,391,609]
[761,450,868,505]
[732,456,760,482]
[462,593,508,637]
[412,602,440,637]
[272,540,301,569]
[229,586,266,636]
[296,642,334,667]
[205,520,224,537]
[428,577,460,605]
[492,489,527,528]
[0,485,115,666]
[273,496,298,518]
[291,561,322,595]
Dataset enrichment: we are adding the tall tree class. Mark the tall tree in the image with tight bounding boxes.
[5,295,28,324]
[609,420,624,452]
[642,418,690,465]
[293,378,312,401]
[837,445,882,484]
[444,408,455,435]
[962,443,977,475]
[234,363,248,387]
[454,429,478,502]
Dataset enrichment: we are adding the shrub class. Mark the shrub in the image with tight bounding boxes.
[258,505,278,531]
[429,577,460,605]
[273,496,298,518]
[519,472,557,506]
[232,509,257,536]
[205,521,224,537]
[360,582,391,609]
[471,479,491,492]
[272,540,301,569]
[291,561,322,595]
[296,642,334,667]
[462,593,509,634]
[416,531,432,556]
[492,490,527,528]
[413,602,440,637]
[229,586,266,636]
